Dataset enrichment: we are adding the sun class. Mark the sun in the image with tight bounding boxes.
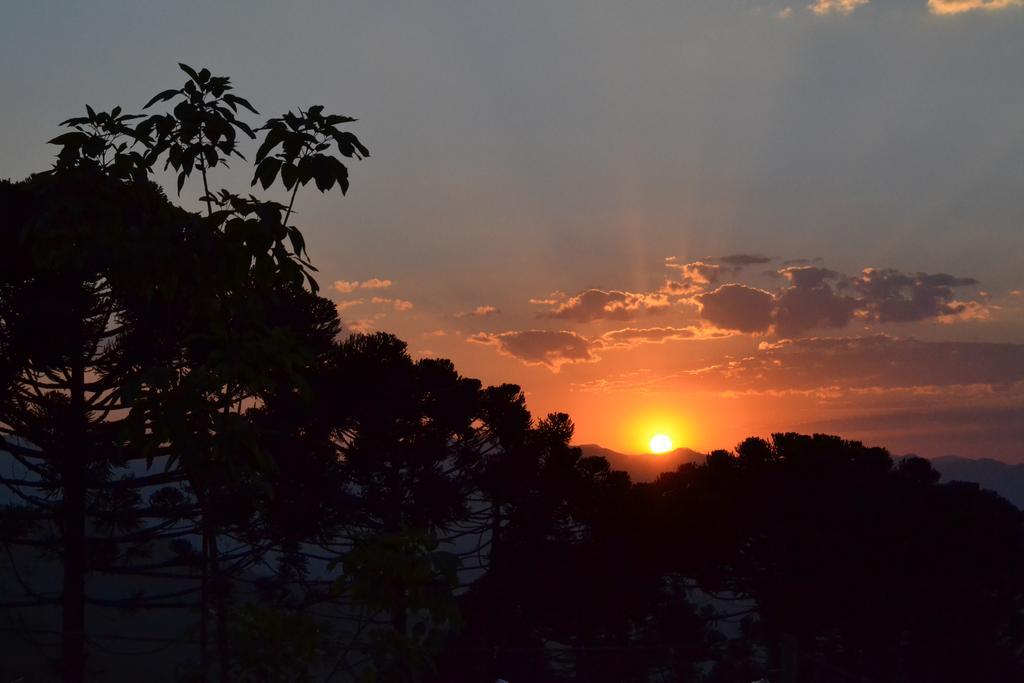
[649,433,673,454]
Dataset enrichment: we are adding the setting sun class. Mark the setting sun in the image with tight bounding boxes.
[649,434,673,454]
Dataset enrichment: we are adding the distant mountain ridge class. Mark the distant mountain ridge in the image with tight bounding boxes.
[579,444,1024,509]
[927,455,1024,509]
[578,443,706,482]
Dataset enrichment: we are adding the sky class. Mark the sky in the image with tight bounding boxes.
[2,1,1023,460]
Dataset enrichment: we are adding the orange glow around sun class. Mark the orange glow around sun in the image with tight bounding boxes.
[624,411,690,455]
[649,434,673,454]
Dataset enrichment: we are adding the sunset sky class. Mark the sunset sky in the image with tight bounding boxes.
[3,1,1022,460]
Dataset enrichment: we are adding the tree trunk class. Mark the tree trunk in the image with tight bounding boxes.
[61,359,87,683]
[200,498,211,682]
[212,532,230,683]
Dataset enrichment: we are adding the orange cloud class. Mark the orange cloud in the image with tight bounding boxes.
[662,259,721,295]
[456,305,500,318]
[809,0,869,14]
[928,0,1022,14]
[344,319,376,333]
[333,278,393,293]
[540,289,671,322]
[370,296,413,311]
[335,299,365,311]
[598,326,731,348]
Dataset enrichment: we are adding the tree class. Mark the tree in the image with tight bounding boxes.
[1,63,367,683]
[649,433,1024,681]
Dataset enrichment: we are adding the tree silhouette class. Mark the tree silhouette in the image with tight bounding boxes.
[1,64,366,683]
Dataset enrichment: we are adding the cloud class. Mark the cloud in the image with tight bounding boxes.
[843,268,980,323]
[696,284,776,333]
[696,265,986,337]
[344,319,377,334]
[778,7,795,18]
[469,324,723,371]
[773,266,858,337]
[335,299,365,311]
[468,330,596,370]
[333,278,393,293]
[539,288,671,322]
[809,0,869,15]
[370,296,414,311]
[597,325,724,348]
[936,300,992,323]
[928,0,1023,14]
[716,254,773,268]
[456,305,500,318]
[718,335,1024,391]
[662,259,721,295]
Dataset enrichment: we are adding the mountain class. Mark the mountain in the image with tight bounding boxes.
[928,455,1024,509]
[579,443,706,482]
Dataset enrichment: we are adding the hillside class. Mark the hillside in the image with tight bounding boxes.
[578,443,706,482]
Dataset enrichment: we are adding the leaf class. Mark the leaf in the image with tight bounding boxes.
[332,157,350,194]
[225,93,259,115]
[144,89,180,109]
[287,226,306,256]
[232,118,255,139]
[252,157,282,189]
[312,156,334,191]
[280,162,298,190]
[334,131,369,159]
[47,132,90,146]
[176,170,187,194]
[254,129,282,164]
[325,114,357,125]
[178,63,201,83]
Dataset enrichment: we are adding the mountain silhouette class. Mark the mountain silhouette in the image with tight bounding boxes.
[578,443,706,482]
[927,455,1024,509]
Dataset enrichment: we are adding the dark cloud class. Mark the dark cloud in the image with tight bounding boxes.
[773,266,858,337]
[698,265,986,337]
[470,325,726,370]
[468,330,595,370]
[696,284,776,333]
[843,268,980,323]
[539,289,671,322]
[716,254,773,267]
[708,336,1024,391]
